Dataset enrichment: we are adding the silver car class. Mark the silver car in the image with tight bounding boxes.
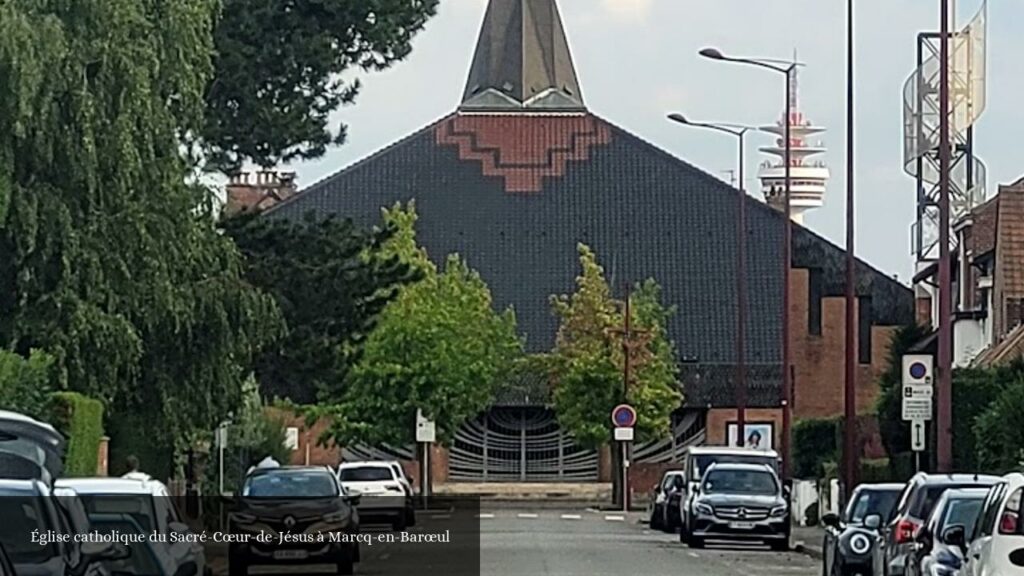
[679,462,790,550]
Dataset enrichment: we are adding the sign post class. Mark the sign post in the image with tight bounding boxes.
[902,355,934,471]
[416,409,436,509]
[611,404,637,513]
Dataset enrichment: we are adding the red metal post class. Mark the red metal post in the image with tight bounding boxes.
[737,131,748,443]
[936,0,953,473]
[781,67,793,483]
[843,0,860,495]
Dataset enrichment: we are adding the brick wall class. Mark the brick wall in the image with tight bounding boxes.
[265,408,341,466]
[706,408,783,448]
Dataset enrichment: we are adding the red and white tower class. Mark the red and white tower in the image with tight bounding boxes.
[758,65,830,224]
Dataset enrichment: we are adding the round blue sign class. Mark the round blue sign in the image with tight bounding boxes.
[909,362,928,380]
[611,404,637,428]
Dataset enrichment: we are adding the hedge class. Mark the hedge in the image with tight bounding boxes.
[793,418,838,479]
[49,392,104,476]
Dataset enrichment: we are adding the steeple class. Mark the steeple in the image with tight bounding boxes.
[460,0,585,111]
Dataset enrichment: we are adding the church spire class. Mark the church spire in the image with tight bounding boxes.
[460,0,585,111]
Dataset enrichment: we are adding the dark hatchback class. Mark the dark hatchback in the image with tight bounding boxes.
[907,488,988,576]
[823,483,903,576]
[874,473,1001,576]
[228,467,361,576]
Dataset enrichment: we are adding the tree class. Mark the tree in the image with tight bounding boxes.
[201,0,440,171]
[549,245,682,448]
[973,361,1024,474]
[0,350,54,420]
[0,1,281,446]
[221,211,419,404]
[316,204,522,446]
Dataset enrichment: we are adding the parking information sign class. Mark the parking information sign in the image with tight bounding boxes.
[901,354,934,422]
[902,385,933,421]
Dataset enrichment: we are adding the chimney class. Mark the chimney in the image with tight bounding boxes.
[224,170,298,217]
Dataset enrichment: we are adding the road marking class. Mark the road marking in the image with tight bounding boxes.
[688,552,699,559]
[517,513,539,519]
[604,515,625,522]
[560,514,582,520]
[428,514,451,520]
[477,513,495,519]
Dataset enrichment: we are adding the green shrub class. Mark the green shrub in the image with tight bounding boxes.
[0,350,54,419]
[106,409,174,481]
[793,418,839,479]
[975,372,1024,474]
[860,459,895,483]
[49,392,104,476]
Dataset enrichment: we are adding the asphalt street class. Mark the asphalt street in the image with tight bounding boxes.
[230,508,821,576]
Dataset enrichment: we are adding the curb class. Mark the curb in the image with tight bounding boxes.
[794,541,824,560]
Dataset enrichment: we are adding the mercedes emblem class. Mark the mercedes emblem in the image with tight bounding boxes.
[283,515,296,529]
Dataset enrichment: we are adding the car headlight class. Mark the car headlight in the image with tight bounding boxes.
[770,505,788,518]
[849,533,871,555]
[323,511,349,524]
[695,503,714,516]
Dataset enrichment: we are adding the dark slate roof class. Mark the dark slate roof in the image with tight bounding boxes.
[461,0,584,110]
[269,112,913,405]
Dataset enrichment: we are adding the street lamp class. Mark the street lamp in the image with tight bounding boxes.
[667,113,754,446]
[842,0,859,499]
[699,47,801,483]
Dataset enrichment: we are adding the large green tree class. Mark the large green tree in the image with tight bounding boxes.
[549,245,682,448]
[0,350,53,420]
[0,0,280,444]
[201,0,440,171]
[221,211,419,403]
[316,204,522,446]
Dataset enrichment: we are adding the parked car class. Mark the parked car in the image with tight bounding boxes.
[906,488,988,576]
[960,472,1024,576]
[338,461,415,530]
[57,477,207,576]
[648,470,685,532]
[0,478,126,576]
[0,410,65,484]
[87,513,178,576]
[822,483,904,576]
[675,446,783,539]
[229,466,360,576]
[679,462,790,550]
[874,473,1001,576]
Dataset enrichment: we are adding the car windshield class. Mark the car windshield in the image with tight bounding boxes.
[244,471,338,498]
[912,484,987,520]
[939,498,984,535]
[703,469,777,496]
[848,489,901,524]
[692,454,778,480]
[78,494,157,534]
[339,466,393,482]
[0,496,57,564]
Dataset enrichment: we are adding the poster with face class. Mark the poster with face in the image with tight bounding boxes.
[727,422,774,452]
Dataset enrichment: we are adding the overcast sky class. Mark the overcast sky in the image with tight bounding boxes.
[288,0,1021,282]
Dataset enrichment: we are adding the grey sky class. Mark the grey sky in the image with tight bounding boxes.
[289,0,1023,281]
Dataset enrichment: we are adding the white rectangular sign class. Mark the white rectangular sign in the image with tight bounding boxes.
[284,427,300,451]
[416,409,437,443]
[902,385,933,421]
[614,427,634,441]
[911,420,927,452]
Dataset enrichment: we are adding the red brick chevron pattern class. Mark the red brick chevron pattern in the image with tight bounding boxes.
[435,114,613,193]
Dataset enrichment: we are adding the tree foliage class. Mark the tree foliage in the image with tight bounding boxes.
[0,0,281,445]
[201,0,440,171]
[316,204,522,446]
[222,211,418,404]
[0,349,54,419]
[549,245,682,448]
[973,361,1024,474]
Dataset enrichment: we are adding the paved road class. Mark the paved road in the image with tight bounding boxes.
[225,508,821,576]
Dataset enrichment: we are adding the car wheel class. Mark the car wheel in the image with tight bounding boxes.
[336,553,354,576]
[687,536,705,549]
[392,515,408,532]
[769,538,789,552]
[650,506,662,530]
[228,557,247,576]
[406,508,416,527]
[354,542,361,563]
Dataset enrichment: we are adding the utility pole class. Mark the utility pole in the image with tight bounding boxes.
[843,0,860,497]
[936,0,953,473]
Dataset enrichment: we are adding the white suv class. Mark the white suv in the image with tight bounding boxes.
[337,461,415,530]
[959,473,1024,576]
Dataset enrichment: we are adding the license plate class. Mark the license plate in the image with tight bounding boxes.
[273,550,308,560]
[729,522,756,530]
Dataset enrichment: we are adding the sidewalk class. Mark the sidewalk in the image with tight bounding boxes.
[792,525,826,559]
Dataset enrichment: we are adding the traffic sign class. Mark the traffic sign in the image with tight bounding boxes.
[611,404,637,428]
[902,387,933,421]
[614,427,634,441]
[416,409,436,443]
[911,421,926,452]
[902,355,934,386]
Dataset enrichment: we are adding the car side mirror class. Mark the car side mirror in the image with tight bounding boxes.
[915,526,933,553]
[168,521,191,535]
[821,512,841,529]
[345,494,361,507]
[864,514,882,531]
[173,562,198,576]
[941,524,967,553]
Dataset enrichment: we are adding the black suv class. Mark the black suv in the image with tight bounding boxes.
[874,473,1000,576]
[228,466,361,576]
